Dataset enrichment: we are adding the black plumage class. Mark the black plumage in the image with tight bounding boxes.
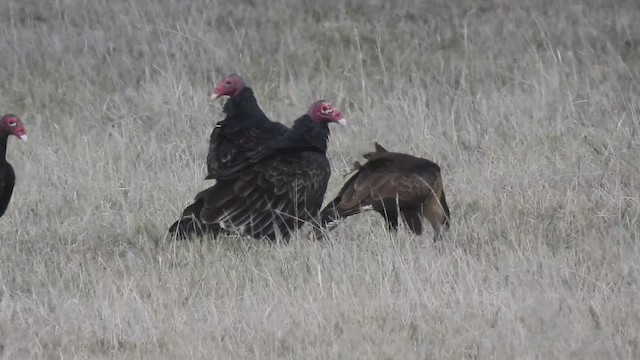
[316,143,450,241]
[205,74,289,179]
[169,100,346,242]
[0,114,27,218]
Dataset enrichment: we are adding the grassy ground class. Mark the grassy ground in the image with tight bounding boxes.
[1,0,639,358]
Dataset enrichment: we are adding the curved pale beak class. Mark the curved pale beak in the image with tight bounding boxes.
[337,118,347,126]
[19,134,27,142]
[210,86,223,102]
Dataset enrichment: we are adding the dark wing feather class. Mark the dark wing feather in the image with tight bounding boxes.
[0,163,16,218]
[206,123,287,179]
[199,152,330,241]
[205,88,289,178]
[205,122,228,175]
[167,184,229,239]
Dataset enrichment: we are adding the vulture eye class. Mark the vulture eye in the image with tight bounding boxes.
[224,80,232,86]
[321,104,332,115]
[7,119,17,127]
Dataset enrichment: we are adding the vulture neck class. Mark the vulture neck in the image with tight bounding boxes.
[0,134,8,163]
[275,115,330,153]
[223,87,269,127]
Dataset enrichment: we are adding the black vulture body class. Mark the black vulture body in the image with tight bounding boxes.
[170,114,334,242]
[0,114,26,219]
[205,87,288,179]
[0,135,16,218]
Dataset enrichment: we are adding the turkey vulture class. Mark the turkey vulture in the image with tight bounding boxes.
[169,100,346,242]
[205,74,289,179]
[315,143,450,241]
[0,114,27,218]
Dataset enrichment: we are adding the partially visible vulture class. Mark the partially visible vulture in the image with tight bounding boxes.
[169,100,346,242]
[315,143,450,241]
[0,114,27,218]
[205,74,289,179]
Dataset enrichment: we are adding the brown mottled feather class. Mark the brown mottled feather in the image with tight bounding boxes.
[317,143,450,240]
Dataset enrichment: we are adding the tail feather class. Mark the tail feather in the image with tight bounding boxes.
[373,142,389,153]
[168,197,222,240]
[168,216,218,240]
[363,142,389,160]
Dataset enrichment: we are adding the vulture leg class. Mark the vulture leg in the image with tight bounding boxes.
[401,207,424,235]
[422,190,450,242]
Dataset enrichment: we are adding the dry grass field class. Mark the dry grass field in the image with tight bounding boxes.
[1,0,639,358]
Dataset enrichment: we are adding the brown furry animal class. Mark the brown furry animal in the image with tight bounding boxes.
[316,143,450,241]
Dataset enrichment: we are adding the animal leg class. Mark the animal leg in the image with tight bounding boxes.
[377,204,399,232]
[401,208,424,235]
